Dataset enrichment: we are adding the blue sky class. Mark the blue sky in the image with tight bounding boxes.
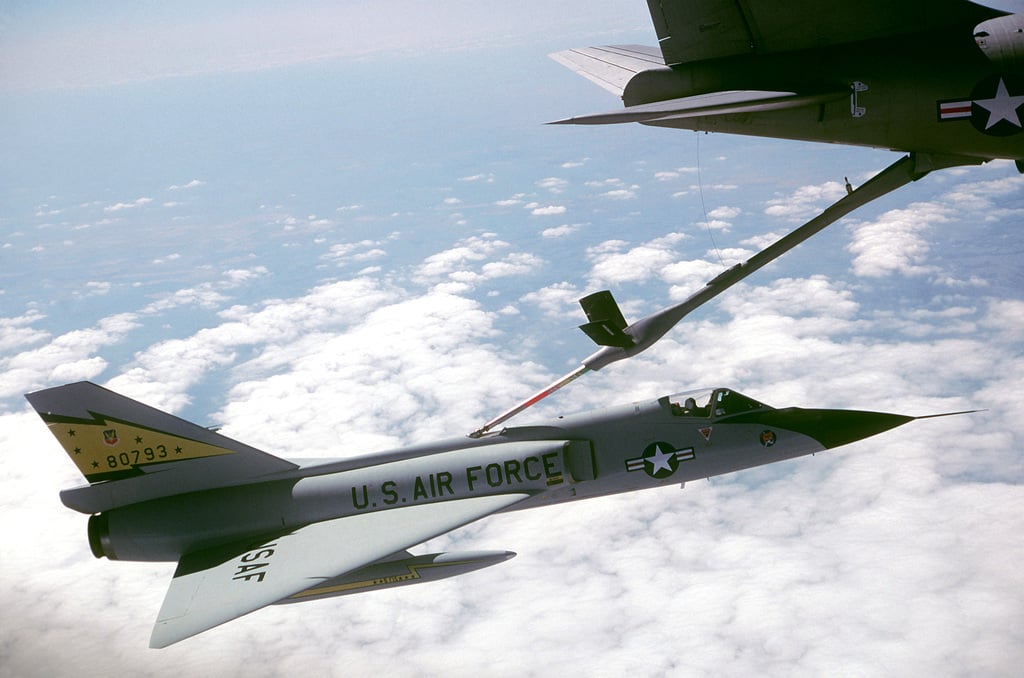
[1,2,1023,676]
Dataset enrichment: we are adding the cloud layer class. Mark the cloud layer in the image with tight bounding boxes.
[1,9,1021,675]
[4,157,1022,676]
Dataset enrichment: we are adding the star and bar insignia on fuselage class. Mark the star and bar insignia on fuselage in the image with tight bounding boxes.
[625,441,696,479]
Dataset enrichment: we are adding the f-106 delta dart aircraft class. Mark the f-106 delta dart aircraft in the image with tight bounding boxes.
[551,0,1024,170]
[31,382,949,649]
[27,183,973,648]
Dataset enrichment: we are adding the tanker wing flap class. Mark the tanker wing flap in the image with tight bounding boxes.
[150,493,529,648]
[549,45,665,96]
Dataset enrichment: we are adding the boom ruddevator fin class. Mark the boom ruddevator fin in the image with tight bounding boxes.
[578,290,634,348]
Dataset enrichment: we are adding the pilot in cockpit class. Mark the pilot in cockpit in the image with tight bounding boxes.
[675,396,708,417]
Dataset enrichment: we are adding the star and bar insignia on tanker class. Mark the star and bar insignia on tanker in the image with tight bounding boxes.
[938,75,1024,137]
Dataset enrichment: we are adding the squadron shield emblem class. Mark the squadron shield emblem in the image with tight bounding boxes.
[103,429,119,446]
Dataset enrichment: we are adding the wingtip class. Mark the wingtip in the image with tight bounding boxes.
[148,625,176,650]
[149,611,210,649]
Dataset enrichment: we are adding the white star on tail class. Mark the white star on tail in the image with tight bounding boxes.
[975,78,1024,130]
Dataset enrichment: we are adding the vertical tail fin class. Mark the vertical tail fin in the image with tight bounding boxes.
[26,382,297,512]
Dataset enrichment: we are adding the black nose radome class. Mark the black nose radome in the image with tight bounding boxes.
[735,408,914,449]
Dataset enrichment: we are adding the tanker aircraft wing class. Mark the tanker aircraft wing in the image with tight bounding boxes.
[550,0,1024,164]
[151,493,528,648]
[643,0,998,65]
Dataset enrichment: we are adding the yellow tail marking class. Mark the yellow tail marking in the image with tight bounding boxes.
[47,420,234,479]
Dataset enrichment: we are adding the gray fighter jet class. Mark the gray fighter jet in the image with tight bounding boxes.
[26,180,972,647]
[30,382,950,649]
[551,0,1024,167]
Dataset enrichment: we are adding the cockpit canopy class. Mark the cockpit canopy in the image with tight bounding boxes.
[663,388,770,418]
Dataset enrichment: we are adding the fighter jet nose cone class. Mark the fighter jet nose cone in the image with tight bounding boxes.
[760,408,914,449]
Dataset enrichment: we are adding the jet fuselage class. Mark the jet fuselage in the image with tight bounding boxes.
[89,389,910,562]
